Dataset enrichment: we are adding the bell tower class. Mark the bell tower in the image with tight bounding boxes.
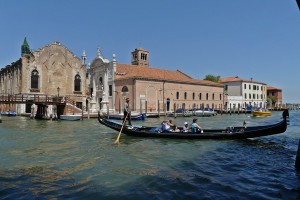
[131,48,149,66]
[21,37,31,56]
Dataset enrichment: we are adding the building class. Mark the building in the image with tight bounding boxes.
[219,76,267,110]
[89,48,225,114]
[267,86,282,108]
[0,38,88,116]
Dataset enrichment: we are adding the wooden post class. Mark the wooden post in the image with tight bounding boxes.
[118,97,121,114]
[296,139,300,169]
[221,104,223,115]
[158,100,160,116]
[164,102,166,117]
[145,100,147,114]
[140,98,142,114]
[107,104,109,117]
[174,103,177,118]
[87,100,90,119]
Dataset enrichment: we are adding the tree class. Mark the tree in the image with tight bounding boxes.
[267,96,276,107]
[204,75,221,83]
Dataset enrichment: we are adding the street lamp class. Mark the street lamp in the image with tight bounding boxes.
[57,87,60,97]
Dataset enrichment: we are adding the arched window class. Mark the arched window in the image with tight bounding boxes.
[31,69,39,89]
[192,92,195,100]
[122,86,128,92]
[206,93,209,100]
[199,93,202,100]
[74,74,81,91]
[212,93,215,100]
[184,92,187,100]
[176,92,179,99]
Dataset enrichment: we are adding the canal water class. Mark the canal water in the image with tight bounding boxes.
[0,111,299,199]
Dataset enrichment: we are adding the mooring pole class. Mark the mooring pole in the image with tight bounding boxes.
[296,139,300,169]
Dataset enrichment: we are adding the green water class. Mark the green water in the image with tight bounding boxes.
[0,112,299,199]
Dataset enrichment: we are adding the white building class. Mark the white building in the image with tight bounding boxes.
[220,76,267,110]
[89,48,117,113]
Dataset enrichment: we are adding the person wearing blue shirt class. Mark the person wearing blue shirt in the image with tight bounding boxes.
[191,118,203,133]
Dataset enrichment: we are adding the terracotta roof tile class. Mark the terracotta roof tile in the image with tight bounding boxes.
[219,76,266,85]
[267,86,281,91]
[116,63,222,87]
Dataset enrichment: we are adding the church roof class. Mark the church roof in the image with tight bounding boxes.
[115,63,223,87]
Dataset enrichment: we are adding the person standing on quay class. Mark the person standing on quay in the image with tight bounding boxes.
[124,98,132,126]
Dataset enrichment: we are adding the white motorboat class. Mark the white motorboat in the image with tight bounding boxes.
[194,109,216,117]
[60,114,82,121]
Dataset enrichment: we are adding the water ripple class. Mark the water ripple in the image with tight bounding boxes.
[0,111,300,199]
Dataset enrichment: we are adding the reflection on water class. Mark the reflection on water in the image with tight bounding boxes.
[0,111,300,199]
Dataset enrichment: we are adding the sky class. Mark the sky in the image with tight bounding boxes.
[0,0,300,103]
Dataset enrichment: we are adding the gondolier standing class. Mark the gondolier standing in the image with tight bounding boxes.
[124,98,132,126]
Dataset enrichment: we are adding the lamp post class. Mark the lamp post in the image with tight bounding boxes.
[57,87,60,97]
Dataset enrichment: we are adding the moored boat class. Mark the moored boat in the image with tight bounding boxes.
[252,109,272,117]
[193,109,216,117]
[146,113,160,118]
[3,110,17,116]
[166,108,193,117]
[98,111,288,140]
[60,114,82,121]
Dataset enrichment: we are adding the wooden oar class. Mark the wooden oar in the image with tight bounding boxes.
[114,113,129,144]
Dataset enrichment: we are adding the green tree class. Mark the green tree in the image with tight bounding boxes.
[204,75,220,83]
[267,96,276,107]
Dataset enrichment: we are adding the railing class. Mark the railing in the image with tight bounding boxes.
[0,94,65,104]
[65,96,87,112]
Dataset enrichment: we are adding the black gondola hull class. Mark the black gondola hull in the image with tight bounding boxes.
[98,113,287,140]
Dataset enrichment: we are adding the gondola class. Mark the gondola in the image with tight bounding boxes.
[101,112,146,121]
[98,112,288,140]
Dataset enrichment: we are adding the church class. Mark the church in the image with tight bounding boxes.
[89,48,225,114]
[0,38,88,117]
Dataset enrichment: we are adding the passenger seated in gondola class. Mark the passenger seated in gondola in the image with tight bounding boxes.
[191,118,203,133]
[168,119,180,132]
[183,122,189,132]
[161,120,180,132]
[161,120,171,132]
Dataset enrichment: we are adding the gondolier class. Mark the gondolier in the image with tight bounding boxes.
[124,98,132,125]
